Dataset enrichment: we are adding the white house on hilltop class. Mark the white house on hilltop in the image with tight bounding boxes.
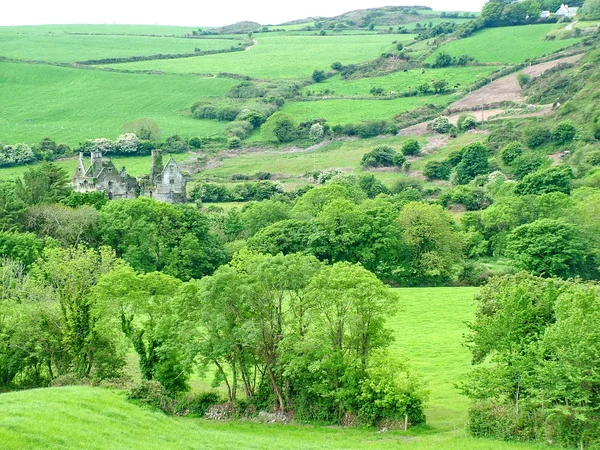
[555,4,579,17]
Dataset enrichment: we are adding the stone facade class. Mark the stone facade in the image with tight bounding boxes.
[72,149,186,203]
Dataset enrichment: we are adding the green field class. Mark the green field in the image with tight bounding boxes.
[309,66,497,97]
[428,24,581,64]
[0,24,203,35]
[281,95,455,124]
[104,34,414,79]
[201,136,421,181]
[0,62,236,145]
[0,34,244,63]
[0,287,547,450]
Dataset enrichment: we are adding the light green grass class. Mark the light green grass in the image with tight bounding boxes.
[200,136,423,181]
[0,153,192,181]
[0,34,243,63]
[281,95,455,124]
[428,24,581,64]
[404,17,473,29]
[0,287,548,450]
[0,62,236,146]
[0,24,203,36]
[308,66,497,97]
[104,34,413,79]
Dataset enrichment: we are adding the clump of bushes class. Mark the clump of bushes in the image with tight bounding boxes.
[401,139,421,156]
[361,145,404,168]
[190,180,284,203]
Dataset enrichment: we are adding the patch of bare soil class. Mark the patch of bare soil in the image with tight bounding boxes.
[421,135,450,155]
[450,54,583,111]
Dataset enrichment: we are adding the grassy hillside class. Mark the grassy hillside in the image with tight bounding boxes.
[428,24,581,64]
[0,287,547,450]
[0,62,236,145]
[0,34,244,63]
[103,34,413,79]
[307,66,497,97]
[0,24,202,36]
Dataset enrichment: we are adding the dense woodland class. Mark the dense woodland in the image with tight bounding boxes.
[1,4,600,449]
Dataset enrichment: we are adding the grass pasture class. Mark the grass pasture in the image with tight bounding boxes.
[427,24,582,64]
[0,287,548,450]
[0,24,202,36]
[308,66,497,97]
[103,34,414,79]
[0,62,237,145]
[0,34,244,63]
[281,95,455,124]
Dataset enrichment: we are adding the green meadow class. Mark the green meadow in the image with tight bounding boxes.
[0,287,546,450]
[0,62,236,145]
[427,24,582,64]
[280,95,455,124]
[0,24,201,35]
[309,66,497,97]
[0,34,244,63]
[104,34,415,79]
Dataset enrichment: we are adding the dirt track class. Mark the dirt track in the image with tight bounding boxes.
[449,54,583,111]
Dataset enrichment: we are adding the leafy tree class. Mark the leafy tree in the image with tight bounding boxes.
[397,202,464,285]
[499,141,524,165]
[239,199,291,237]
[0,181,25,232]
[14,163,71,206]
[510,152,551,180]
[423,160,451,180]
[261,112,297,143]
[524,126,551,148]
[401,139,421,156]
[99,198,226,280]
[93,267,188,393]
[432,52,453,68]
[25,204,99,247]
[361,145,398,167]
[0,231,46,267]
[506,219,592,278]
[247,219,315,255]
[312,70,326,83]
[515,165,574,196]
[454,143,490,185]
[551,120,577,145]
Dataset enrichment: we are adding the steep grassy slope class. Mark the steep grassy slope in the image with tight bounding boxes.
[428,24,581,64]
[0,287,547,450]
[0,62,236,145]
[103,34,413,79]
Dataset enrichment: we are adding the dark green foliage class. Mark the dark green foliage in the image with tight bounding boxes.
[464,273,600,447]
[423,160,451,180]
[454,143,490,185]
[524,126,551,148]
[515,165,574,196]
[99,198,227,280]
[499,141,524,165]
[401,139,420,156]
[0,231,46,267]
[510,153,550,180]
[432,52,453,68]
[506,219,592,278]
[14,163,71,206]
[247,219,315,255]
[261,112,297,143]
[551,120,577,145]
[61,191,108,210]
[191,181,284,203]
[440,185,492,211]
[164,135,189,153]
[361,145,398,168]
[516,72,530,88]
[227,81,267,98]
[584,149,600,166]
[312,70,326,83]
[358,174,389,198]
[457,115,477,131]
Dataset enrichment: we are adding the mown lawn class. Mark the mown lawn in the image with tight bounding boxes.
[0,287,548,450]
[427,24,581,64]
[0,62,235,145]
[103,34,414,79]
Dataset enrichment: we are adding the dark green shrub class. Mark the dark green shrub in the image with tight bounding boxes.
[177,392,222,417]
[524,126,551,148]
[510,153,551,180]
[551,121,577,145]
[454,143,490,185]
[128,380,172,411]
[584,150,600,166]
[499,142,525,165]
[515,165,574,196]
[516,72,531,88]
[423,160,451,180]
[457,115,477,131]
[361,145,398,167]
[401,139,421,156]
[392,153,406,167]
[312,70,326,83]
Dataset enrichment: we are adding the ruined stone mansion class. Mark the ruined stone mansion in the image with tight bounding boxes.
[72,150,187,203]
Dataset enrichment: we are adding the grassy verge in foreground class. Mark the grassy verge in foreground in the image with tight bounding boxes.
[0,287,548,449]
